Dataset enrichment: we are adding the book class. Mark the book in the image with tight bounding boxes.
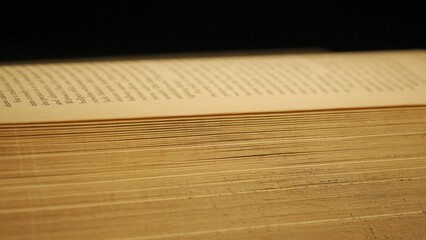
[1,50,425,239]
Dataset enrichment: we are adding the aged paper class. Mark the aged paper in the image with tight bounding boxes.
[0,50,425,123]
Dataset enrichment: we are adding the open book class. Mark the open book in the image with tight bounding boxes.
[1,50,425,239]
[1,50,425,123]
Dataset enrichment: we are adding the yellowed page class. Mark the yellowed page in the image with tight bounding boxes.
[0,50,425,123]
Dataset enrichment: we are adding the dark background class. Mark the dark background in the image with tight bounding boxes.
[1,1,425,62]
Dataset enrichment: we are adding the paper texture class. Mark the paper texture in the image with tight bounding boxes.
[1,50,425,123]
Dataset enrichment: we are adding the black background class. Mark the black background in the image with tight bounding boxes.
[1,1,425,62]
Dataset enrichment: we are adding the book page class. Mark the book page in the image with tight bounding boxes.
[0,50,425,123]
